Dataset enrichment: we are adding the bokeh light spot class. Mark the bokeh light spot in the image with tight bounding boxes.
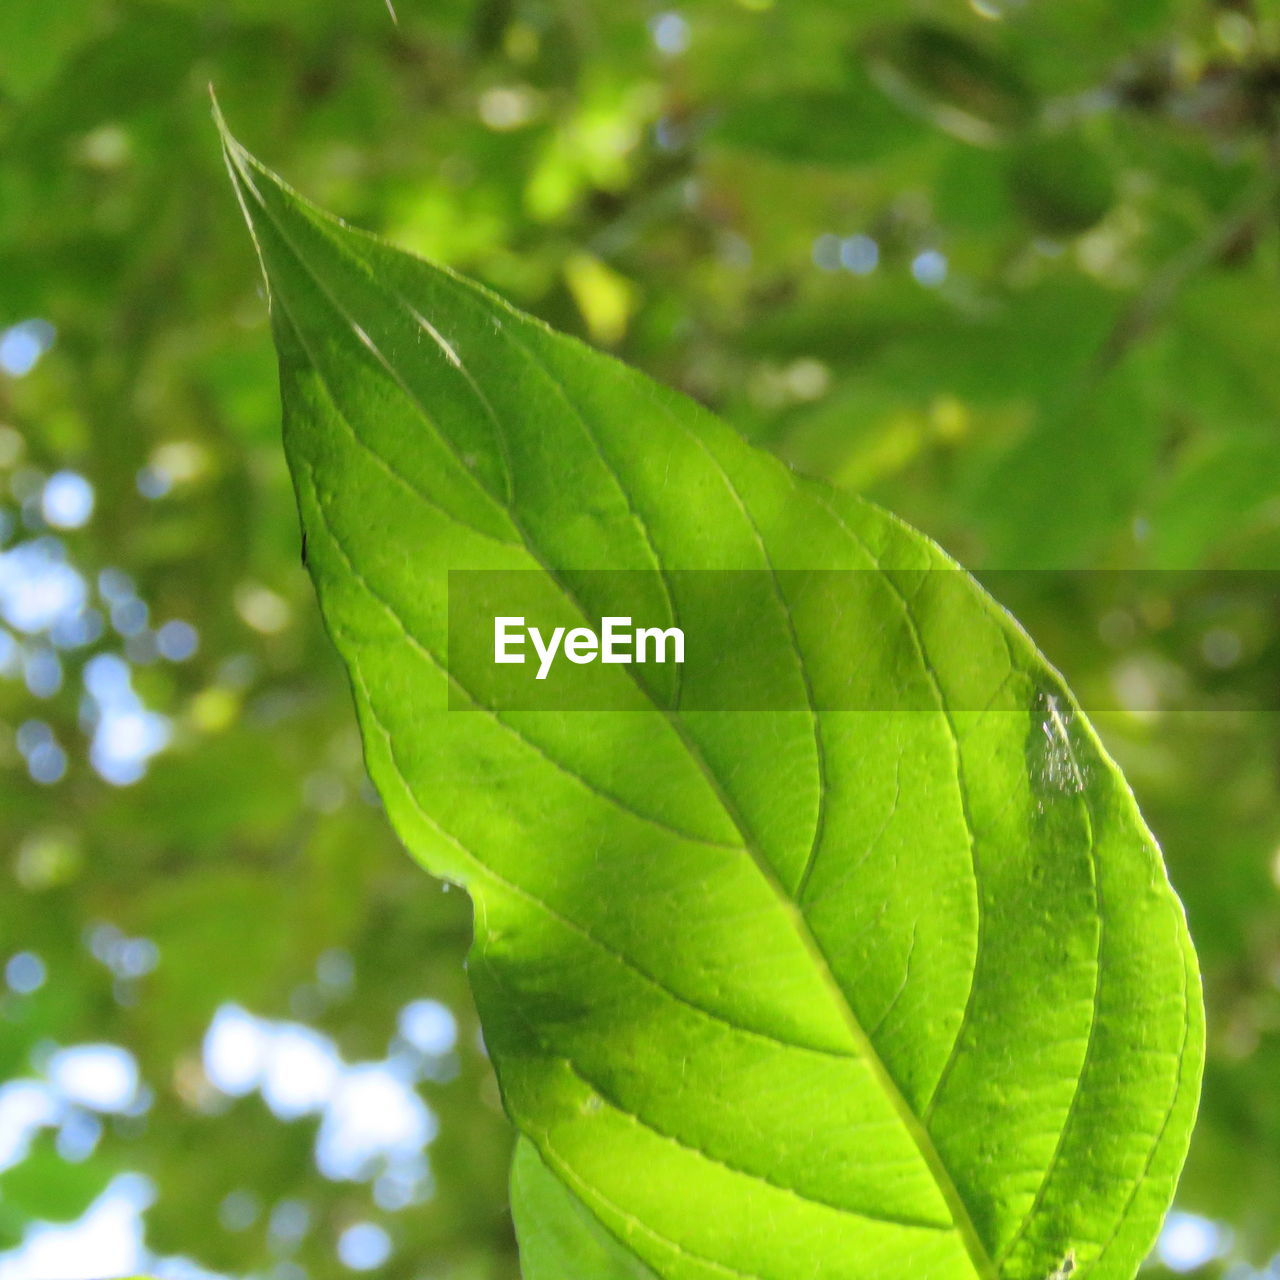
[911,250,949,287]
[398,1000,457,1057]
[4,951,47,995]
[0,320,56,378]
[337,1222,392,1272]
[41,472,95,530]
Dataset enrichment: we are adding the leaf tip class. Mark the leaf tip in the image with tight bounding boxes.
[208,88,255,186]
[209,98,273,291]
[208,82,230,139]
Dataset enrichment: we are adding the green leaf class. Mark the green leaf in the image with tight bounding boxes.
[963,358,1162,569]
[861,24,1038,146]
[220,123,1203,1280]
[513,1137,660,1280]
[0,1134,113,1224]
[0,0,100,102]
[710,74,927,167]
[1007,130,1116,236]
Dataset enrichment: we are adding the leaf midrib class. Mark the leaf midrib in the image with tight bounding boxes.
[227,140,999,1280]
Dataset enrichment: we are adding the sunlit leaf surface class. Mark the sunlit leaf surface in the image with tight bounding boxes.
[222,129,1203,1280]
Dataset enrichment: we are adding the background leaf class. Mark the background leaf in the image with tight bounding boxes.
[0,1134,113,1233]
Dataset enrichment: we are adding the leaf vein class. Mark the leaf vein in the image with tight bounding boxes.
[553,1055,955,1233]
[298,457,741,854]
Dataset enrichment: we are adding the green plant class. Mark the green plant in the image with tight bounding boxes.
[219,118,1203,1280]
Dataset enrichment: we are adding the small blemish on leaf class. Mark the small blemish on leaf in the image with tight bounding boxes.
[1031,690,1088,806]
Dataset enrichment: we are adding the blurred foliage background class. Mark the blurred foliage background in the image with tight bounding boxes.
[2,0,1280,1276]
